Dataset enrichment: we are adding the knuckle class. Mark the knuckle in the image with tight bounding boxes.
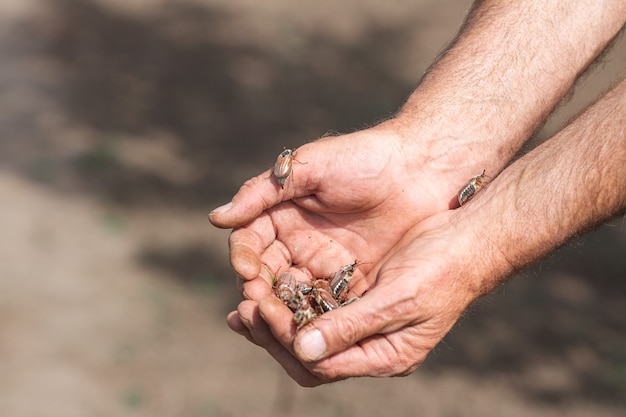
[240,175,263,191]
[307,359,342,382]
[376,294,419,331]
[376,354,419,378]
[329,312,365,349]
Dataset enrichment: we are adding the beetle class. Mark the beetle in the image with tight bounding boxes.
[297,280,314,296]
[293,298,317,329]
[457,170,488,206]
[311,280,340,314]
[273,148,305,189]
[274,272,298,304]
[329,260,362,302]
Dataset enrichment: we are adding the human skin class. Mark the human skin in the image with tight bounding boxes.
[208,0,626,386]
[252,77,626,385]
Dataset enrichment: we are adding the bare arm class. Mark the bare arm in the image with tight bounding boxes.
[394,0,626,183]
[462,76,626,294]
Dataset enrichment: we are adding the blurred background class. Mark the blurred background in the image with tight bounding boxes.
[0,0,625,416]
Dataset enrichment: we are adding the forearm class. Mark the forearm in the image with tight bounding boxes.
[460,77,626,294]
[394,0,626,177]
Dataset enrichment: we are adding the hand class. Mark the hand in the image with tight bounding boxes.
[248,74,626,385]
[230,208,507,386]
[210,120,492,385]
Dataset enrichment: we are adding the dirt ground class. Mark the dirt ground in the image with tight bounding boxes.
[1,1,625,416]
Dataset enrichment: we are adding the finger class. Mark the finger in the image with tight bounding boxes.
[209,170,279,229]
[258,240,294,281]
[346,274,371,298]
[256,295,298,348]
[228,213,276,280]
[292,283,417,362]
[227,310,247,334]
[257,296,347,385]
[230,307,425,381]
[241,276,272,301]
[305,327,431,380]
[239,239,296,300]
[208,145,322,229]
[259,293,413,383]
[226,310,256,343]
[237,300,322,387]
[230,200,359,282]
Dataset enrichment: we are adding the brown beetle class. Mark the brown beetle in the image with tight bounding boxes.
[311,280,340,314]
[273,148,304,188]
[293,298,317,329]
[457,170,489,206]
[330,260,362,302]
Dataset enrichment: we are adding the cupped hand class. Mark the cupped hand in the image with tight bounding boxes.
[233,204,510,386]
[209,121,491,385]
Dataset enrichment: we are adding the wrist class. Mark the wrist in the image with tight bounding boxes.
[386,0,626,191]
[448,78,626,291]
[381,108,512,208]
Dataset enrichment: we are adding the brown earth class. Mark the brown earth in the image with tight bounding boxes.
[0,1,625,416]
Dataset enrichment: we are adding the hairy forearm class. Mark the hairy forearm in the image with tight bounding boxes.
[395,0,626,176]
[460,77,626,293]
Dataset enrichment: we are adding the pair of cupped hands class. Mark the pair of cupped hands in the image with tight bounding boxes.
[209,120,499,386]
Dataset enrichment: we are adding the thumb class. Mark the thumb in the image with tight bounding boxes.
[293,285,403,362]
[208,170,279,228]
[208,147,316,229]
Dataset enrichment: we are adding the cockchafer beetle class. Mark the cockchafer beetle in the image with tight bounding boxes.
[311,280,340,314]
[330,260,363,302]
[297,280,314,296]
[340,295,359,307]
[457,170,489,206]
[273,147,305,189]
[274,272,298,303]
[293,297,317,329]
[273,272,308,313]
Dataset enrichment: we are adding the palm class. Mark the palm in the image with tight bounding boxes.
[228,125,458,291]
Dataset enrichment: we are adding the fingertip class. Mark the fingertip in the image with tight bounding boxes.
[226,310,247,334]
[242,278,272,301]
[229,240,262,280]
[220,172,286,227]
[208,202,234,228]
[236,299,258,328]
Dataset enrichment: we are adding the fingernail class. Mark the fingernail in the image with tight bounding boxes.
[210,201,232,215]
[297,329,327,361]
